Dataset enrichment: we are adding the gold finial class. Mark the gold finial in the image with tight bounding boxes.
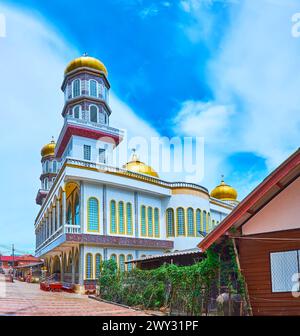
[51,136,55,144]
[221,174,225,184]
[82,52,88,57]
[131,148,138,161]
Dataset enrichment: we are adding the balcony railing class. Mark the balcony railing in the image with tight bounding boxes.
[35,224,81,255]
[65,224,81,234]
[65,116,124,138]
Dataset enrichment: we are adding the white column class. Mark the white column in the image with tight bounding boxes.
[56,199,60,231]
[46,216,49,239]
[71,249,76,284]
[62,190,66,232]
[52,206,56,233]
[43,220,46,241]
[49,211,52,237]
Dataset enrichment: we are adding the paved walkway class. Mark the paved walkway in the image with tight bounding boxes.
[0,275,147,316]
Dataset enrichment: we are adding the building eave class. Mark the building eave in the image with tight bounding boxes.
[198,148,300,251]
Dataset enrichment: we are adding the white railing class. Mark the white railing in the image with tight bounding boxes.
[64,224,81,234]
[65,116,124,137]
[36,224,81,255]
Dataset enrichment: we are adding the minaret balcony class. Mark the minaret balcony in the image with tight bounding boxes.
[64,115,123,138]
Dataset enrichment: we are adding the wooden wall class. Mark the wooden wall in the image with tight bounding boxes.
[238,229,300,316]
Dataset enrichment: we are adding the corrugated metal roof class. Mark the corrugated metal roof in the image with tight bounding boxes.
[125,247,202,263]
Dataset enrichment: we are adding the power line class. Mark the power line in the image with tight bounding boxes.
[0,244,33,255]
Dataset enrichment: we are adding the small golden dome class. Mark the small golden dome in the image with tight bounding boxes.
[41,138,56,158]
[123,152,159,178]
[65,54,108,76]
[210,179,237,201]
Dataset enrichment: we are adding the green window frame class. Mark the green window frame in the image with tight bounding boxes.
[187,207,195,236]
[118,201,125,234]
[177,207,185,236]
[196,209,201,237]
[126,203,133,235]
[127,254,133,272]
[110,200,117,233]
[154,208,160,237]
[147,207,153,237]
[166,208,175,237]
[95,253,102,278]
[119,254,125,272]
[141,205,146,236]
[86,253,93,279]
[88,197,99,232]
[203,210,207,234]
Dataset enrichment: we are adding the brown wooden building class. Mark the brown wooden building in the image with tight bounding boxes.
[198,148,300,316]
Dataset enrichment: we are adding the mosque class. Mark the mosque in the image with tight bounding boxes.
[34,55,238,291]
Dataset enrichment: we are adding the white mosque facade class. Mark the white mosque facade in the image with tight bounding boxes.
[34,55,238,291]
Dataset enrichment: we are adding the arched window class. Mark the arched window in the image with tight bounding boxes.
[45,161,49,173]
[95,253,102,278]
[110,200,117,234]
[110,254,117,265]
[87,197,99,232]
[176,207,185,236]
[212,219,215,229]
[141,205,146,236]
[119,254,125,272]
[72,79,80,98]
[66,202,72,224]
[203,210,207,234]
[187,208,195,236]
[53,160,57,173]
[154,208,160,237]
[208,212,211,232]
[85,253,93,279]
[166,208,175,237]
[127,255,133,272]
[74,194,80,225]
[147,207,153,237]
[126,203,133,235]
[196,209,201,237]
[73,105,81,119]
[44,178,48,190]
[90,105,98,123]
[118,201,125,234]
[90,80,97,97]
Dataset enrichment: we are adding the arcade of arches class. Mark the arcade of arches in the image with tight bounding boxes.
[44,247,80,283]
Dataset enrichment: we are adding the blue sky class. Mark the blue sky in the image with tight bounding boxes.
[0,0,300,252]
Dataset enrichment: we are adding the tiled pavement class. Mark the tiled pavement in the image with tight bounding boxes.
[0,274,147,316]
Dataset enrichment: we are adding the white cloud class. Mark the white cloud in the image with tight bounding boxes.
[0,3,160,251]
[175,0,300,193]
[209,0,300,169]
[174,101,234,146]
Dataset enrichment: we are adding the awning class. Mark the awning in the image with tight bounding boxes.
[125,248,202,264]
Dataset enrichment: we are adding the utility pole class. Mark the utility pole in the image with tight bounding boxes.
[12,244,15,275]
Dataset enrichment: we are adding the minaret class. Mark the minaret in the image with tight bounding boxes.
[54,54,123,162]
[36,137,58,205]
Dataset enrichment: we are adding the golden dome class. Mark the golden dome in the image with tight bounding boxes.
[41,138,56,158]
[65,55,108,76]
[123,153,159,178]
[210,179,237,201]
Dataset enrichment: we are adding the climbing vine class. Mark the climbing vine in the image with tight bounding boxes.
[98,245,247,315]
